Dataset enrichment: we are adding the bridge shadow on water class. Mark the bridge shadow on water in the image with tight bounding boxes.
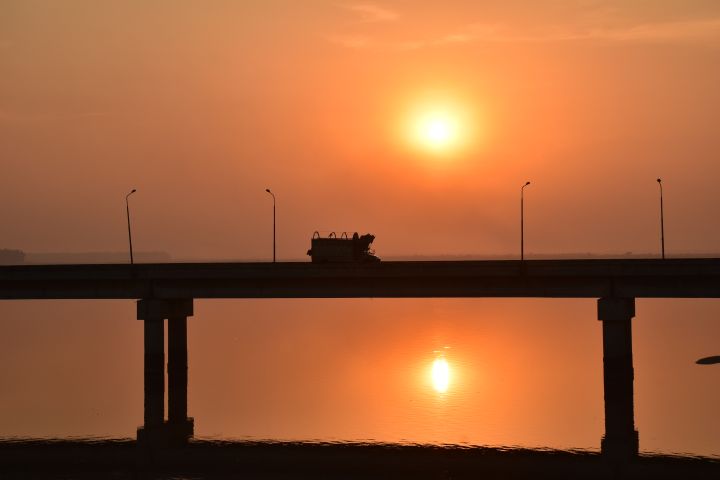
[1,438,718,480]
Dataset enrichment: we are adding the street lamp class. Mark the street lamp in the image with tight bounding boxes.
[265,188,276,263]
[657,178,665,259]
[521,181,531,261]
[125,189,137,265]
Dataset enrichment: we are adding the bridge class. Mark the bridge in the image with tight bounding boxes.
[3,258,720,459]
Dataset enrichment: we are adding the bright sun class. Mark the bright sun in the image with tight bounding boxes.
[431,357,451,393]
[418,114,458,150]
[402,95,474,156]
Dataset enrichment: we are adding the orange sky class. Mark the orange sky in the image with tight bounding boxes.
[2,1,720,259]
[1,0,720,457]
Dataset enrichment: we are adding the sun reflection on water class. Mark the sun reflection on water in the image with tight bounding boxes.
[431,355,451,393]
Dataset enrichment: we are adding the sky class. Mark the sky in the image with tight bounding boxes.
[2,0,720,259]
[1,0,720,457]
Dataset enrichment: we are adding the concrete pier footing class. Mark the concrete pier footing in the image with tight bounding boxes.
[598,297,639,460]
[137,299,194,448]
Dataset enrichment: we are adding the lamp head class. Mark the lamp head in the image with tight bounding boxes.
[525,181,531,186]
[265,188,271,193]
[657,178,662,183]
[131,189,136,193]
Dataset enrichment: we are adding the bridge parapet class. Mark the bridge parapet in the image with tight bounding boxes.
[3,259,720,299]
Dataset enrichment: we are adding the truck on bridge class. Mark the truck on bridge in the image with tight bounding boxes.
[307,232,380,263]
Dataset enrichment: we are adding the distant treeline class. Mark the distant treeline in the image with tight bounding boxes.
[0,249,25,265]
[386,252,720,261]
[0,250,172,264]
[25,251,172,264]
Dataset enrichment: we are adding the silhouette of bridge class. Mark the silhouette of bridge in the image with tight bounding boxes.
[3,258,720,459]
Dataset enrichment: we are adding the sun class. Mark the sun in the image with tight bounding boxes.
[401,94,475,156]
[431,357,451,393]
[418,114,458,150]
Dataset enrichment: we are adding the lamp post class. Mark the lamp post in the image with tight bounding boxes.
[657,178,665,259]
[521,181,531,261]
[125,189,137,265]
[265,188,276,263]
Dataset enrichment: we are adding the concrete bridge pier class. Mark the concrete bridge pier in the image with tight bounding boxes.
[167,314,193,445]
[598,297,639,460]
[136,299,194,447]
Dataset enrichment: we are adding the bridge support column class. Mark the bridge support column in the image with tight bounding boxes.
[136,299,194,448]
[598,297,639,460]
[167,315,193,445]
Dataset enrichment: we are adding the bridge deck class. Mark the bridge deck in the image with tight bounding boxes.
[2,258,720,299]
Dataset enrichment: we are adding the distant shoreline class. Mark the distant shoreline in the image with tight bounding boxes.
[23,251,172,264]
[3,251,719,266]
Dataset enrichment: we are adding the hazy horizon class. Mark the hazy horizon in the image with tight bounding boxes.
[10,249,720,264]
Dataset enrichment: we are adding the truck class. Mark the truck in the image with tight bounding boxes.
[307,232,380,263]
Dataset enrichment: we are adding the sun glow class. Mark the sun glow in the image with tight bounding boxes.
[431,357,451,393]
[402,95,476,156]
[418,113,458,149]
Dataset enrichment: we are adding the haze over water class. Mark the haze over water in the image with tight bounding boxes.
[2,0,720,460]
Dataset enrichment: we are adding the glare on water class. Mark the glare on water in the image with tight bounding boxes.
[431,357,451,393]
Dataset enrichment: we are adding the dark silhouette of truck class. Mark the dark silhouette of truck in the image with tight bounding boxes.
[307,232,380,263]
